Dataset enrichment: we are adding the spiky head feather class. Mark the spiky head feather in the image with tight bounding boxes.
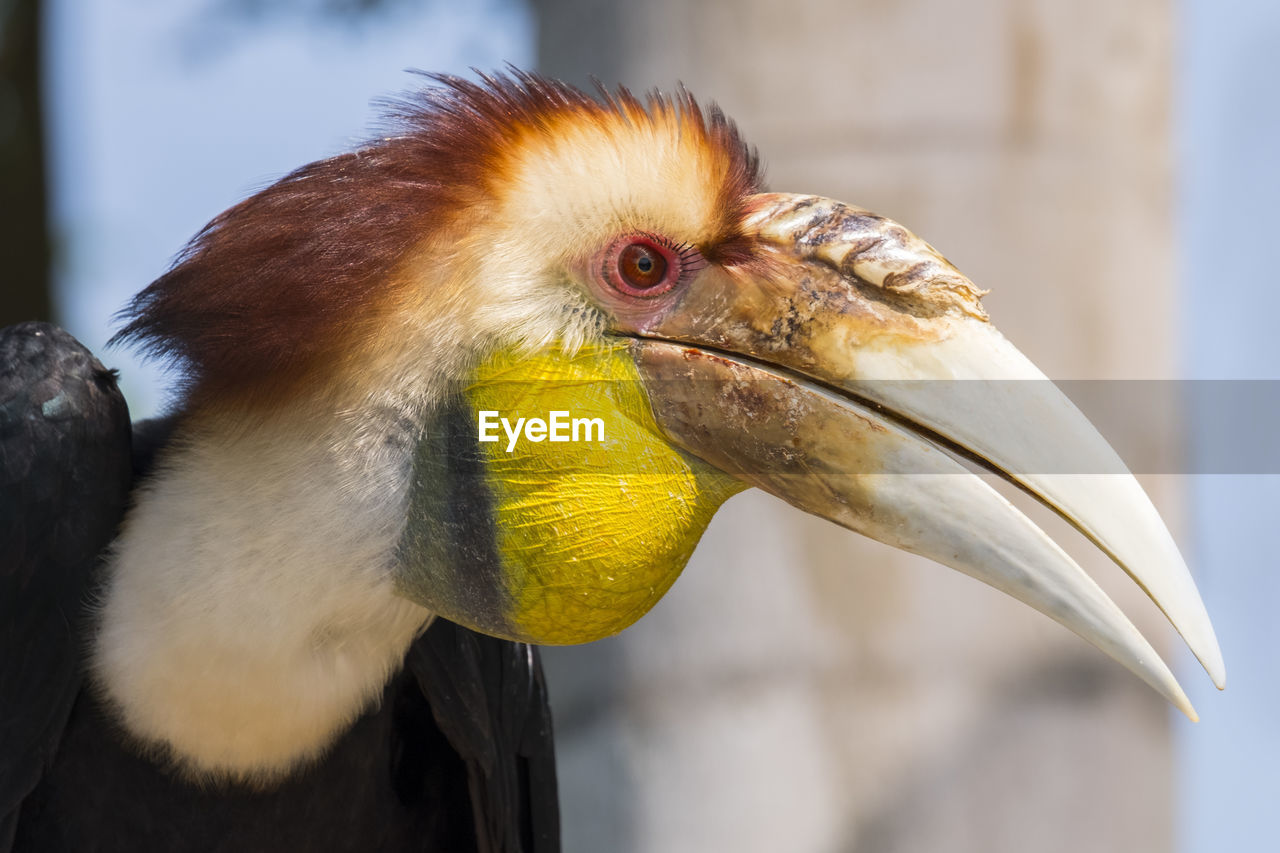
[113,70,761,411]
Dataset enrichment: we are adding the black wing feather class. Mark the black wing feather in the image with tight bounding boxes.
[408,619,560,853]
[0,323,132,850]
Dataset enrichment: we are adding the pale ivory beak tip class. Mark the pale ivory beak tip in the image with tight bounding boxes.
[1188,626,1226,691]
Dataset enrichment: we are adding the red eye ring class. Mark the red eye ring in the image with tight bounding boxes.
[602,235,692,298]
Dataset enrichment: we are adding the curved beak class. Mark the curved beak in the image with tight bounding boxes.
[626,193,1223,720]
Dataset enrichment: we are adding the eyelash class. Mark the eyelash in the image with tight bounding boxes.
[648,234,706,285]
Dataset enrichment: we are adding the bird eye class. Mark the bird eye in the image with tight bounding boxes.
[618,243,667,290]
[602,235,692,299]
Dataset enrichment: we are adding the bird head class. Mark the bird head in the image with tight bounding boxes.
[116,72,1221,720]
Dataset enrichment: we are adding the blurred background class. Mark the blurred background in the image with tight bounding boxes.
[2,0,1275,850]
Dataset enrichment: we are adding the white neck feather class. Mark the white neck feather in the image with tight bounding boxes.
[93,400,432,783]
[90,245,603,784]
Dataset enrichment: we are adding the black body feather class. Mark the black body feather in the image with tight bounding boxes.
[0,323,559,852]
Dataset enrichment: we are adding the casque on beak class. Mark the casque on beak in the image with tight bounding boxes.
[625,193,1224,720]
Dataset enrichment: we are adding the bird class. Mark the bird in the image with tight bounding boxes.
[1,70,1224,852]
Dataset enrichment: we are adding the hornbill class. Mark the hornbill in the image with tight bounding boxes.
[1,71,1222,851]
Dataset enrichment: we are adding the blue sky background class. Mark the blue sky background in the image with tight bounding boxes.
[43,1,1278,849]
[1177,0,1280,849]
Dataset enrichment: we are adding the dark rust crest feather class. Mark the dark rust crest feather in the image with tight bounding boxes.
[112,69,761,405]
